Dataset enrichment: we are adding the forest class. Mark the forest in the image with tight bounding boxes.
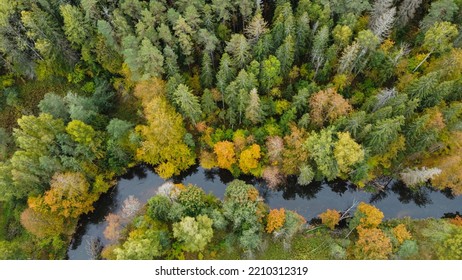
[1,0,462,259]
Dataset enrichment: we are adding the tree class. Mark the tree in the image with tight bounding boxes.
[297,164,315,186]
[369,0,396,42]
[311,26,329,75]
[245,12,268,43]
[173,215,214,253]
[177,185,208,217]
[147,195,173,222]
[400,167,442,187]
[353,226,392,260]
[334,132,365,176]
[350,202,384,229]
[397,0,422,26]
[223,180,265,252]
[419,0,458,32]
[60,4,89,47]
[104,213,121,241]
[225,34,251,69]
[333,25,352,48]
[0,128,11,161]
[135,79,195,179]
[266,208,286,233]
[212,0,234,23]
[66,120,104,160]
[238,144,261,175]
[338,42,360,74]
[216,53,236,96]
[276,35,295,74]
[366,116,405,155]
[20,208,71,238]
[392,224,412,245]
[42,172,95,218]
[139,38,164,79]
[213,141,236,170]
[282,125,309,175]
[115,229,166,260]
[262,166,285,189]
[10,114,65,198]
[201,53,214,88]
[260,55,282,92]
[245,88,264,125]
[328,0,371,16]
[305,129,338,181]
[172,84,202,125]
[38,93,69,121]
[413,22,458,72]
[319,209,341,230]
[173,16,195,65]
[309,88,352,127]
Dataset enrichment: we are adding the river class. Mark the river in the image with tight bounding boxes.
[67,165,462,259]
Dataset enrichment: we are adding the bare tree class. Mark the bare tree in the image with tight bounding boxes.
[400,167,442,187]
[370,0,396,41]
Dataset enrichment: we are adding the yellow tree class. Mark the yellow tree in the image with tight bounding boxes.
[350,202,384,229]
[319,209,341,230]
[353,226,392,260]
[266,208,286,233]
[213,141,236,170]
[334,132,365,176]
[42,172,96,218]
[135,79,195,178]
[239,144,261,175]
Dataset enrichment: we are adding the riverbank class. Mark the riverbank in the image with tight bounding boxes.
[63,165,462,260]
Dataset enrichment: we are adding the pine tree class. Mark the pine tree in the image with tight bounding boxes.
[173,84,202,126]
[311,25,329,76]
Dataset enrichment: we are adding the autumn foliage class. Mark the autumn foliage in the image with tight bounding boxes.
[353,226,392,260]
[392,224,412,244]
[239,144,261,174]
[309,88,352,127]
[319,209,341,230]
[213,141,236,170]
[356,202,384,228]
[265,208,285,233]
[43,172,96,218]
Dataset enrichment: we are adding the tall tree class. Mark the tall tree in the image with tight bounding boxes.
[173,84,202,125]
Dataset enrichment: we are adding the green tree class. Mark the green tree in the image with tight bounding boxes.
[305,129,339,181]
[419,0,458,32]
[172,84,202,125]
[115,229,167,260]
[276,35,295,74]
[173,215,214,253]
[414,22,458,72]
[260,55,282,92]
[60,4,89,47]
[225,34,251,69]
[38,93,69,121]
[139,38,164,79]
[366,116,405,155]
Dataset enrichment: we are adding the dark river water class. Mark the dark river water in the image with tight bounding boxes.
[67,165,462,260]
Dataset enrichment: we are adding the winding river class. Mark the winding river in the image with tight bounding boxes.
[67,165,462,259]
